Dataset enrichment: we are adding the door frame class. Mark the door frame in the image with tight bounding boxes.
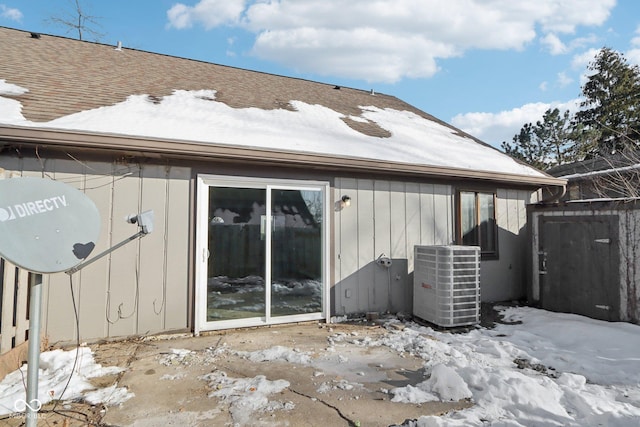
[194,174,331,333]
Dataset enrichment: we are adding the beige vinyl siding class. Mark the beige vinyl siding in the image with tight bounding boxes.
[0,156,191,343]
[334,179,535,315]
[334,178,454,315]
[480,188,534,302]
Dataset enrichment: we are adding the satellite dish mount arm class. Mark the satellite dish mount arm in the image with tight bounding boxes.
[66,210,154,275]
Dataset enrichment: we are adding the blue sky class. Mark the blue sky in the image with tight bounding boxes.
[1,0,639,147]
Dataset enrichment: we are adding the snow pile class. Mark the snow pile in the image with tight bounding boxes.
[370,307,640,426]
[158,346,224,366]
[237,345,312,364]
[0,346,133,415]
[0,85,544,178]
[391,364,471,403]
[0,79,28,96]
[200,370,293,425]
[0,79,26,122]
[316,378,363,394]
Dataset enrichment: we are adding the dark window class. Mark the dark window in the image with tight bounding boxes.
[457,190,497,258]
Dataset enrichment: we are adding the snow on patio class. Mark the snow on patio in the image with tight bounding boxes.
[217,306,640,426]
[0,346,133,416]
[1,306,639,426]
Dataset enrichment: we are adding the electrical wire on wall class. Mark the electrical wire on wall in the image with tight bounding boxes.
[106,261,141,324]
[50,276,82,413]
[153,170,171,317]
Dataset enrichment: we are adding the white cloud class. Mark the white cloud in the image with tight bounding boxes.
[626,25,640,66]
[451,99,581,147]
[571,48,600,70]
[166,0,246,30]
[0,4,22,22]
[557,71,573,87]
[541,33,567,55]
[627,49,640,66]
[539,81,548,91]
[542,33,599,55]
[165,0,616,83]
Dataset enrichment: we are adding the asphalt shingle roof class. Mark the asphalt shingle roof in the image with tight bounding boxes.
[0,26,455,140]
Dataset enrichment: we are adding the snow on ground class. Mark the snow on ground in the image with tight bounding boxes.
[191,307,640,426]
[2,306,639,425]
[368,306,640,427]
[0,83,544,178]
[0,346,133,415]
[200,371,294,426]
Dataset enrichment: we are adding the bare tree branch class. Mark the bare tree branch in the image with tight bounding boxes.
[45,0,104,41]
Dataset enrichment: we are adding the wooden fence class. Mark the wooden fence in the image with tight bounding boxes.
[0,257,32,355]
[209,225,321,279]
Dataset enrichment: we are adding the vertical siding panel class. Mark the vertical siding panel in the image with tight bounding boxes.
[518,190,529,231]
[482,189,507,302]
[405,183,421,271]
[433,184,453,244]
[389,181,407,312]
[390,182,407,259]
[482,189,532,302]
[72,161,113,341]
[107,165,141,337]
[337,178,358,314]
[373,180,391,311]
[420,183,435,245]
[137,165,168,334]
[333,178,343,314]
[164,167,191,330]
[495,189,508,232]
[46,159,87,343]
[357,179,375,313]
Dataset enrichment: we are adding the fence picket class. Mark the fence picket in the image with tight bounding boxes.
[0,258,31,355]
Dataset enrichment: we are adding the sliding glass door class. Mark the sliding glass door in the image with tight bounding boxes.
[206,186,267,322]
[270,188,324,317]
[196,176,328,331]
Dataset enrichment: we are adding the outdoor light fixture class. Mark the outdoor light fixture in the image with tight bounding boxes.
[340,195,352,208]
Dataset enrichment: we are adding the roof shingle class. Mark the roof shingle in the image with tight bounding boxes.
[0,26,444,139]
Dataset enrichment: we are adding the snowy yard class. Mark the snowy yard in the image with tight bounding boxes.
[1,305,639,426]
[382,306,640,426]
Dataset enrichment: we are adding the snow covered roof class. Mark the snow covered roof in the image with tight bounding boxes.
[0,27,562,186]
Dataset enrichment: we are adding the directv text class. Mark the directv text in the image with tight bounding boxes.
[0,195,68,222]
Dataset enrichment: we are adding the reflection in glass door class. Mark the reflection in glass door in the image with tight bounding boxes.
[198,176,328,331]
[270,188,323,317]
[207,187,266,322]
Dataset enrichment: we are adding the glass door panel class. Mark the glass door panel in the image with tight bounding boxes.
[270,189,323,317]
[206,187,266,322]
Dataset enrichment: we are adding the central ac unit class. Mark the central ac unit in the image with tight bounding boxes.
[413,245,480,327]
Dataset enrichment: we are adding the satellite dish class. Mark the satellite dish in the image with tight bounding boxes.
[0,177,100,273]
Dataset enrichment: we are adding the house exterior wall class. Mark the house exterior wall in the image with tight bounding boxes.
[333,178,453,315]
[0,155,191,343]
[480,188,537,302]
[0,150,538,341]
[333,178,535,316]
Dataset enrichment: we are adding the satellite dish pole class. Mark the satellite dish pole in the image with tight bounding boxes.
[0,177,153,426]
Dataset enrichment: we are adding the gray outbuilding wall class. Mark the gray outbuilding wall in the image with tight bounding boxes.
[529,200,640,323]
